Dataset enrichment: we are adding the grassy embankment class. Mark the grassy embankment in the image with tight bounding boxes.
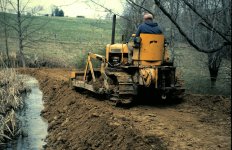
[0,68,27,146]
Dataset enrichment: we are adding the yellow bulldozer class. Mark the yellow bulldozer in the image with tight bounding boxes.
[70,15,184,104]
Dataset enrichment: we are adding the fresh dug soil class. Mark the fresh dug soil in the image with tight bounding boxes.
[19,68,231,150]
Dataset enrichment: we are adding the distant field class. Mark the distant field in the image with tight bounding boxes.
[0,14,123,67]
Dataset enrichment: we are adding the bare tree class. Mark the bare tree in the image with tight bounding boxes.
[0,0,10,67]
[0,0,47,67]
[16,0,25,67]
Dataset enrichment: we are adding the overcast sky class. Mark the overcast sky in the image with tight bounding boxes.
[29,0,125,18]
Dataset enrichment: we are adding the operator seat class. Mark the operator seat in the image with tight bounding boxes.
[132,34,165,66]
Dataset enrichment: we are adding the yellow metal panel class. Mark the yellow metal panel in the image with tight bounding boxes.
[133,34,165,61]
[70,72,77,79]
[133,60,162,66]
[106,43,129,65]
[106,44,110,62]
[108,44,128,53]
[122,44,129,53]
[132,48,139,60]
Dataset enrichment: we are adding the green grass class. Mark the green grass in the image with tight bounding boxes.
[174,44,231,96]
[0,13,122,67]
[36,16,115,42]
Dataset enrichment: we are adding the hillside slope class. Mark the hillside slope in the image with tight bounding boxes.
[0,14,121,66]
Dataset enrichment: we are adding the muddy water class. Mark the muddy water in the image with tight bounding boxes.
[7,77,48,150]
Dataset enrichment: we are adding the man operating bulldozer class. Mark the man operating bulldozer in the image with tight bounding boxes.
[128,13,163,64]
[136,13,162,36]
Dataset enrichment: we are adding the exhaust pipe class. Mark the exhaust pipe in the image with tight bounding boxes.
[111,14,116,44]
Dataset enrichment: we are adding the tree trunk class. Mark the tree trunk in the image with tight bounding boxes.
[3,12,10,67]
[17,0,26,67]
[4,25,10,67]
[208,51,222,87]
[19,38,25,67]
[221,0,228,26]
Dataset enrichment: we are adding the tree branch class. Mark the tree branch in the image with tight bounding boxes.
[182,0,231,43]
[153,0,230,53]
[0,18,19,32]
[126,0,154,16]
[21,0,31,13]
[22,18,49,41]
[8,0,17,12]
[89,0,132,22]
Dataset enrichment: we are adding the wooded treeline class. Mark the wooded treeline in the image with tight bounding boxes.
[122,0,231,85]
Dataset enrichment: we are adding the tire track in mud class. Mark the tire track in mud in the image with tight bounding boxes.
[19,68,231,150]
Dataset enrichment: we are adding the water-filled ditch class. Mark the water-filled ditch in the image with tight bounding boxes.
[7,76,47,150]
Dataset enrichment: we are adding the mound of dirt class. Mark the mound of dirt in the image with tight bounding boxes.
[183,94,231,115]
[19,68,166,150]
[18,68,231,150]
[176,94,231,125]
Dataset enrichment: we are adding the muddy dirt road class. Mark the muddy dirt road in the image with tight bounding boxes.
[19,68,231,150]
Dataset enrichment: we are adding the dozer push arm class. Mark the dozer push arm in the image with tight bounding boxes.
[88,52,106,62]
[83,52,106,82]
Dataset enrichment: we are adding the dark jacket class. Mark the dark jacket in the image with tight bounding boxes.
[136,20,162,36]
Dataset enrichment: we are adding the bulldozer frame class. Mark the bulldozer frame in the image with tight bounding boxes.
[70,14,184,104]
